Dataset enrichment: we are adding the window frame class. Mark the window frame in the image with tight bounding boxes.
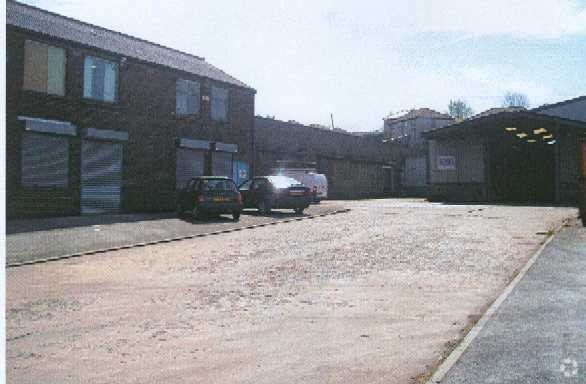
[22,39,67,97]
[238,179,252,191]
[175,78,201,117]
[210,85,229,122]
[83,54,119,103]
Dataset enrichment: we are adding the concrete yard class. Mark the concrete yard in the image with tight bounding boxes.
[6,199,578,384]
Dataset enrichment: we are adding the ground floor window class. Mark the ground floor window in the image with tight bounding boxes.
[21,132,69,187]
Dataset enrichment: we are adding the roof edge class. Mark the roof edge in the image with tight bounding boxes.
[8,0,207,61]
[532,95,586,112]
[423,110,586,139]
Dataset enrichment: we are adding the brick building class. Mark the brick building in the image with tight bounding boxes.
[6,1,255,218]
[254,117,396,199]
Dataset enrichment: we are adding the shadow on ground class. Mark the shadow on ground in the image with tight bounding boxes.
[7,209,314,235]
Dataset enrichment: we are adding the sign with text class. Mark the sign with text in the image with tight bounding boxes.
[437,155,456,170]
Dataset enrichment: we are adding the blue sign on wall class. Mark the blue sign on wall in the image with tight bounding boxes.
[233,161,250,186]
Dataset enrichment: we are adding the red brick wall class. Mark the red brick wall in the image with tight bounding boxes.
[7,27,255,217]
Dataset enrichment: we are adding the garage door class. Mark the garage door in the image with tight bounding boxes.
[81,140,123,215]
[21,132,69,187]
[212,151,233,177]
[176,147,205,188]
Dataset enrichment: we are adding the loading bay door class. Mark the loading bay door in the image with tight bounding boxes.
[176,147,205,189]
[80,140,123,215]
[211,151,233,177]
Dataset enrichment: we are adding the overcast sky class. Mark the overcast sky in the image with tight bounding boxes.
[24,0,586,131]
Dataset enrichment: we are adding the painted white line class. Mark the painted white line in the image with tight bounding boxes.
[426,223,563,384]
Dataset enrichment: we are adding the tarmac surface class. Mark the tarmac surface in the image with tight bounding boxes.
[6,203,344,265]
[6,199,578,384]
[439,219,586,383]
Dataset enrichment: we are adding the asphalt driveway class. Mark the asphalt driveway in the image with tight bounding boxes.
[6,202,346,266]
[6,199,578,384]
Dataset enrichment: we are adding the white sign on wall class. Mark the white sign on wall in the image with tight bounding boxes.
[437,155,456,170]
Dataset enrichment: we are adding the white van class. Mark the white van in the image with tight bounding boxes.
[274,169,328,202]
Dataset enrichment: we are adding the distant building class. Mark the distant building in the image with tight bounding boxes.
[383,108,454,196]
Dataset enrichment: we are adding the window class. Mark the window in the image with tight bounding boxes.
[200,179,237,192]
[252,179,268,191]
[176,79,200,116]
[211,86,229,122]
[239,180,252,191]
[84,56,118,102]
[23,40,66,96]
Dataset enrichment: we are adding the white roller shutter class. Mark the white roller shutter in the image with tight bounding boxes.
[81,140,123,215]
[21,132,69,187]
[212,151,233,177]
[176,148,205,188]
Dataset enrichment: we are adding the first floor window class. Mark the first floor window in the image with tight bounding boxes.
[211,86,229,122]
[176,79,200,116]
[21,133,69,187]
[84,56,118,102]
[22,40,66,96]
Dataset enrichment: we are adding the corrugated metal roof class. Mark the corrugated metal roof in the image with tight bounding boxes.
[7,0,254,91]
[423,109,586,139]
[470,107,526,119]
[532,95,586,112]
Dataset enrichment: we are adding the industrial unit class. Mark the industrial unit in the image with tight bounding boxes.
[6,0,255,218]
[254,116,395,199]
[425,97,586,204]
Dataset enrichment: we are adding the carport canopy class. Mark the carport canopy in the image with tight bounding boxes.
[424,110,586,140]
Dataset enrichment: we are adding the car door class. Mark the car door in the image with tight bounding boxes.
[183,179,198,210]
[250,179,268,206]
[238,179,253,208]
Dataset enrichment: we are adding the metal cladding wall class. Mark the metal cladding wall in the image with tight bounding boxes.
[558,133,580,203]
[254,117,396,199]
[326,158,386,199]
[6,27,255,218]
[535,97,586,123]
[403,157,427,187]
[428,138,487,201]
[429,138,485,184]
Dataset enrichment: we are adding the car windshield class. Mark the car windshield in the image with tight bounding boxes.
[200,179,237,192]
[267,176,302,188]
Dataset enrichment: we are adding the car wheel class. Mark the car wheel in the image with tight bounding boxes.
[258,200,271,215]
[294,207,304,215]
[191,205,202,221]
[232,212,241,221]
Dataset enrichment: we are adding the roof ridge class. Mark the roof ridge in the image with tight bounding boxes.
[532,95,586,112]
[383,107,453,122]
[8,0,206,61]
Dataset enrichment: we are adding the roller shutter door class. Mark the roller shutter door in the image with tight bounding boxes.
[21,132,69,187]
[212,151,233,177]
[81,140,123,215]
[176,148,205,188]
